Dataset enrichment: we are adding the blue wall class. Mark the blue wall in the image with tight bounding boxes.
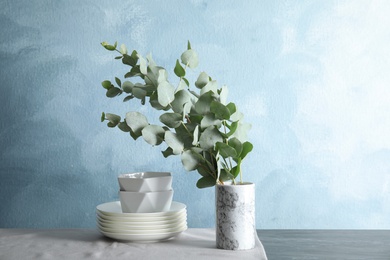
[1,0,389,229]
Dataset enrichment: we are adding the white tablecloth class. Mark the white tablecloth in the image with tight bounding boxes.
[0,228,267,259]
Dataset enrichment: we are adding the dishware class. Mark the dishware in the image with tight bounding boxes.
[97,201,185,217]
[98,226,187,242]
[96,200,188,242]
[119,189,173,213]
[118,172,172,192]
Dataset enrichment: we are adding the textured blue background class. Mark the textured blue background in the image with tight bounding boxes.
[1,0,389,229]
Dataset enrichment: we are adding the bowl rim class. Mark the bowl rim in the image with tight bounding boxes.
[118,172,172,179]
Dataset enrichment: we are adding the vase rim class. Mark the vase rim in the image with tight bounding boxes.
[216,181,254,186]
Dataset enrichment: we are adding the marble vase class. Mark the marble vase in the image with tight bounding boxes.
[215,182,256,250]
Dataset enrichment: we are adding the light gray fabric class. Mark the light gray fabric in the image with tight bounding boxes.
[0,228,267,260]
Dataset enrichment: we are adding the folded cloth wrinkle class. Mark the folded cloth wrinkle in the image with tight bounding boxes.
[0,228,267,260]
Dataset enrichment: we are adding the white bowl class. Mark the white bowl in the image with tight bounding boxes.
[118,172,172,192]
[119,190,173,213]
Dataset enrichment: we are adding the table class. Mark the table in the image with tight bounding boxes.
[0,228,267,260]
[258,230,390,260]
[1,229,389,259]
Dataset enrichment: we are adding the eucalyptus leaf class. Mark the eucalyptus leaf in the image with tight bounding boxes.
[132,87,147,99]
[118,121,131,132]
[195,91,213,115]
[142,125,165,145]
[171,90,191,113]
[240,141,253,160]
[200,114,221,129]
[199,126,223,150]
[196,176,216,189]
[157,81,175,107]
[219,85,228,105]
[210,101,230,120]
[101,80,111,90]
[174,59,186,77]
[200,80,218,95]
[215,142,237,158]
[115,77,121,87]
[106,87,122,97]
[122,81,134,93]
[195,72,209,89]
[192,125,199,145]
[181,149,203,171]
[228,137,243,157]
[164,131,184,154]
[138,54,147,75]
[159,112,182,128]
[180,49,199,69]
[105,113,121,126]
[162,147,174,158]
[119,44,127,55]
[125,112,149,135]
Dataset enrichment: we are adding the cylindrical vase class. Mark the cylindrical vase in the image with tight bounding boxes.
[215,182,256,250]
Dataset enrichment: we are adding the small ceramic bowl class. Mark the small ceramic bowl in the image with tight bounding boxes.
[118,172,172,192]
[119,190,174,213]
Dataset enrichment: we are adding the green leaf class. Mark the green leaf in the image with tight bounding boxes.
[228,137,243,158]
[226,102,236,115]
[101,41,116,51]
[122,81,134,93]
[219,85,228,105]
[200,114,222,129]
[162,147,174,158]
[125,112,149,136]
[123,95,134,102]
[138,54,147,75]
[118,121,131,132]
[210,101,230,120]
[100,112,105,122]
[182,77,189,87]
[105,113,121,126]
[225,121,238,138]
[215,142,237,158]
[181,49,199,69]
[115,77,121,87]
[125,66,142,78]
[174,59,186,77]
[181,149,203,171]
[101,80,111,90]
[195,91,213,115]
[195,72,209,89]
[192,125,199,145]
[132,87,147,99]
[106,87,122,97]
[159,113,182,128]
[240,141,253,159]
[200,80,218,95]
[196,176,216,188]
[171,90,191,113]
[141,125,165,145]
[187,40,192,50]
[157,81,175,107]
[120,44,127,55]
[199,126,223,150]
[164,131,184,155]
[122,51,138,66]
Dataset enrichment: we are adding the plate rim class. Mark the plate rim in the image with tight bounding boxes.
[96,201,186,217]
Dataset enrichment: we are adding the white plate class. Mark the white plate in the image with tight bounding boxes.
[96,209,186,222]
[97,214,187,229]
[97,221,187,234]
[97,201,186,217]
[98,225,187,242]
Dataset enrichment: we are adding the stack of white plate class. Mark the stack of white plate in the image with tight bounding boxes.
[96,201,187,242]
